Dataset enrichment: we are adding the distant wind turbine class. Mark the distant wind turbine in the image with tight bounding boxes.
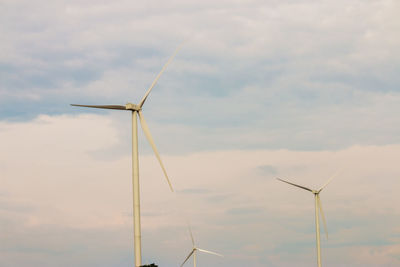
[71,44,183,267]
[276,170,341,267]
[181,226,223,267]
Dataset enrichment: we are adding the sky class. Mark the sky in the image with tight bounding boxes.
[1,0,400,266]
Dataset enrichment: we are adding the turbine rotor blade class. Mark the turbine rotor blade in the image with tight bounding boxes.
[317,194,328,240]
[139,42,185,108]
[70,104,126,110]
[180,249,195,267]
[197,248,223,257]
[188,224,195,246]
[137,111,174,192]
[319,168,342,192]
[276,178,313,192]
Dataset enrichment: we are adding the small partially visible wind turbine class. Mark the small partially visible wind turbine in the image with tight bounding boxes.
[276,170,341,267]
[181,226,223,267]
[71,44,183,267]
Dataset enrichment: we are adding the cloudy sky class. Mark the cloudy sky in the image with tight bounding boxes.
[1,0,400,266]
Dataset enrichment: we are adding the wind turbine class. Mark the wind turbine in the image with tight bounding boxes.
[276,170,340,267]
[181,226,223,267]
[71,45,183,267]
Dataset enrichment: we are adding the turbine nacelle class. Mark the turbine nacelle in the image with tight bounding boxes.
[125,103,141,111]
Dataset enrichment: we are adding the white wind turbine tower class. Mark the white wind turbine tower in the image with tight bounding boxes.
[71,45,183,267]
[276,170,340,267]
[181,226,223,267]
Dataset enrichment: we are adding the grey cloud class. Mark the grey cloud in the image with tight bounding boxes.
[206,193,233,203]
[0,222,134,267]
[257,165,278,175]
[226,207,263,216]
[0,200,34,213]
[177,188,211,194]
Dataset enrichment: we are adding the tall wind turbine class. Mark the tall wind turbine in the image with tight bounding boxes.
[71,45,183,267]
[276,171,340,267]
[181,226,223,267]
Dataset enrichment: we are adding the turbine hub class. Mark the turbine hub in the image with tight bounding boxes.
[125,103,141,111]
